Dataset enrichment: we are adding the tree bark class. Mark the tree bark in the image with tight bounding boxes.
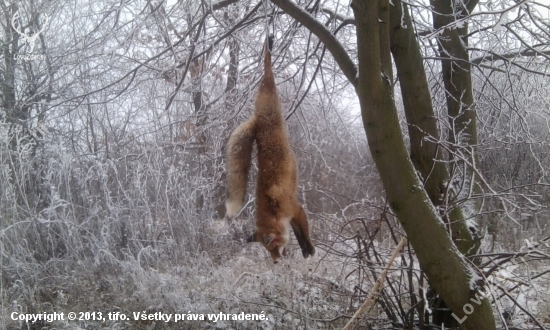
[389,0,476,256]
[431,0,482,250]
[350,0,495,329]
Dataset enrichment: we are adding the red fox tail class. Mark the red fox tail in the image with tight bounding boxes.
[225,118,256,218]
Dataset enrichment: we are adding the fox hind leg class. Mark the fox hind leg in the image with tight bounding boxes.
[290,204,315,258]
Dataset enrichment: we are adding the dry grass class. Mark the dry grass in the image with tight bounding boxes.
[2,124,549,330]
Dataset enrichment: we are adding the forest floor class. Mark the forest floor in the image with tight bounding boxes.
[2,220,550,330]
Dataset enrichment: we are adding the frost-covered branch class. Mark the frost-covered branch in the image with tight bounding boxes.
[269,0,357,87]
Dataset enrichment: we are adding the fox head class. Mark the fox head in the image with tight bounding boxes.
[247,225,289,263]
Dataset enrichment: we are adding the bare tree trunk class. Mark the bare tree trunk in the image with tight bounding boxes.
[428,2,483,325]
[431,0,482,247]
[350,0,495,329]
[216,34,240,219]
[1,3,50,211]
[389,0,476,256]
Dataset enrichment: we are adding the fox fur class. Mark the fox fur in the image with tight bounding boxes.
[225,36,315,263]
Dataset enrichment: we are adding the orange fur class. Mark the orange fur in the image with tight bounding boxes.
[225,38,315,263]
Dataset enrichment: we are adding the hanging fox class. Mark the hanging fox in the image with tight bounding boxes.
[225,36,315,263]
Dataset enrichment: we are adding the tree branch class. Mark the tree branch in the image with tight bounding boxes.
[319,7,355,26]
[471,48,550,63]
[212,0,240,11]
[269,0,357,87]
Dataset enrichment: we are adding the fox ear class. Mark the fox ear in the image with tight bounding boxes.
[264,233,277,248]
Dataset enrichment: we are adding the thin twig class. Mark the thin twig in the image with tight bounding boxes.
[342,237,408,330]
